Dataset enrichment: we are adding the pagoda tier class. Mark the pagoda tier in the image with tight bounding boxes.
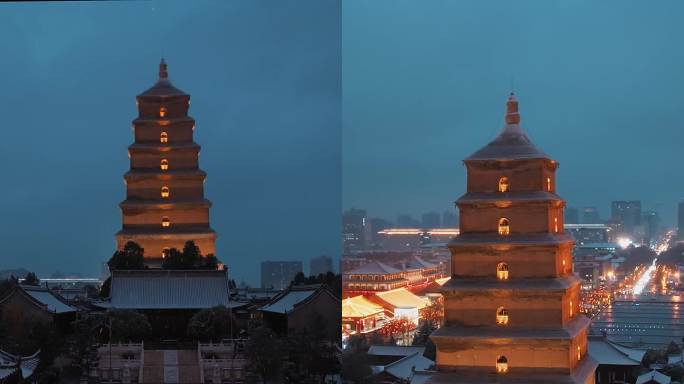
[116,59,216,263]
[430,94,596,383]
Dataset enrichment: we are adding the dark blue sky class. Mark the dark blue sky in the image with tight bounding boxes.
[343,0,684,227]
[0,0,341,284]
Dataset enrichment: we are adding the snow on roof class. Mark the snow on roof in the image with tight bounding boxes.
[636,370,671,384]
[110,269,229,310]
[607,340,647,363]
[259,285,333,314]
[384,352,434,380]
[22,286,76,314]
[0,349,39,381]
[367,345,425,357]
[588,338,641,366]
[375,288,428,310]
[410,371,434,384]
[342,296,384,318]
[347,260,401,275]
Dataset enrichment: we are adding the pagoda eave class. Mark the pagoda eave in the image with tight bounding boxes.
[119,199,212,210]
[456,191,564,206]
[124,170,206,181]
[441,275,581,295]
[128,142,200,152]
[116,228,216,238]
[449,233,574,247]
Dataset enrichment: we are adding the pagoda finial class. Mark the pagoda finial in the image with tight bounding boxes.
[505,92,520,125]
[159,58,168,79]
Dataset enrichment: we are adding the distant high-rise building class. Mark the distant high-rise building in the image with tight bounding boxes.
[565,207,579,224]
[678,201,684,239]
[369,217,391,246]
[442,211,458,228]
[397,214,420,228]
[611,200,642,234]
[643,211,659,246]
[261,261,303,290]
[310,255,333,276]
[582,206,600,224]
[421,212,441,228]
[342,208,367,252]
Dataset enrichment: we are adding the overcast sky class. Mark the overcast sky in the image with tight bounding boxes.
[0,0,341,284]
[343,0,684,227]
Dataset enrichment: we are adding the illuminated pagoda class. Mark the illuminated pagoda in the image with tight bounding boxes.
[116,59,216,265]
[429,93,597,383]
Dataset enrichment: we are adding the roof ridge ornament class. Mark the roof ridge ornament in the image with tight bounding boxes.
[505,92,520,125]
[159,58,168,80]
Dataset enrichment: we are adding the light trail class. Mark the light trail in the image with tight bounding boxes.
[633,259,657,295]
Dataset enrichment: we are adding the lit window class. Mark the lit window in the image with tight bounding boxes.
[498,218,510,235]
[161,186,170,198]
[554,217,559,233]
[496,307,509,325]
[498,177,509,193]
[161,217,170,228]
[160,159,169,171]
[159,107,167,117]
[569,300,573,317]
[496,356,508,373]
[162,247,170,258]
[577,345,581,361]
[496,262,509,280]
[160,132,168,143]
[547,177,552,192]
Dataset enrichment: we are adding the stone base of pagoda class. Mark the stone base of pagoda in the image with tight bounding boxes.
[426,356,597,384]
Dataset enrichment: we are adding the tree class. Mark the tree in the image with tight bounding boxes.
[161,241,219,270]
[245,326,283,383]
[108,310,151,342]
[23,271,40,286]
[667,340,682,355]
[642,348,668,367]
[422,300,444,329]
[379,317,414,345]
[107,242,145,270]
[99,277,111,299]
[187,305,236,341]
[341,349,373,383]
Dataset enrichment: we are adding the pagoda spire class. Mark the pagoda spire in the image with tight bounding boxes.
[505,92,520,125]
[159,58,168,79]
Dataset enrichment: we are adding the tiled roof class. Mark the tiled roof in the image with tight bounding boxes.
[347,261,401,275]
[636,370,671,384]
[109,269,229,309]
[367,345,425,357]
[587,337,641,366]
[342,296,384,318]
[22,286,76,314]
[374,288,428,311]
[384,352,434,380]
[260,284,336,314]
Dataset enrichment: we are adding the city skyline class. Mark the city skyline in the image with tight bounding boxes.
[343,0,684,227]
[0,0,341,284]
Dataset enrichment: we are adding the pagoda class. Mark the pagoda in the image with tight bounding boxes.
[429,94,597,383]
[115,59,217,265]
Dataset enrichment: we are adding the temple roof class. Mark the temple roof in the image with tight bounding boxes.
[347,260,401,275]
[137,59,188,99]
[465,93,549,161]
[587,336,642,366]
[342,295,385,318]
[108,269,229,309]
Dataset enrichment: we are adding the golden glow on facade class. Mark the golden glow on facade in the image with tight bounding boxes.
[496,356,508,373]
[161,216,170,227]
[160,132,168,143]
[159,107,167,117]
[161,186,170,198]
[496,307,509,325]
[496,262,509,280]
[498,218,510,235]
[160,158,169,170]
[498,177,509,192]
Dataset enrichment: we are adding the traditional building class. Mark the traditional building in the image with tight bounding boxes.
[116,59,216,265]
[430,94,597,383]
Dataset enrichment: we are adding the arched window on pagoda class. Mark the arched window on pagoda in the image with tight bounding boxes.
[160,132,168,143]
[159,107,167,117]
[547,176,552,192]
[569,300,574,317]
[554,217,559,233]
[496,262,509,280]
[161,216,170,228]
[576,345,581,361]
[498,177,509,193]
[161,186,170,198]
[498,218,510,235]
[160,159,169,171]
[496,307,509,325]
[496,356,508,373]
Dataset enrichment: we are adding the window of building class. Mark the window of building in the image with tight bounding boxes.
[161,216,170,228]
[160,159,169,171]
[496,307,509,325]
[161,186,170,198]
[159,107,167,117]
[496,356,508,373]
[547,177,552,192]
[569,300,573,317]
[496,262,509,280]
[498,218,510,235]
[160,132,168,143]
[498,177,509,193]
[577,345,581,361]
[554,217,559,233]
